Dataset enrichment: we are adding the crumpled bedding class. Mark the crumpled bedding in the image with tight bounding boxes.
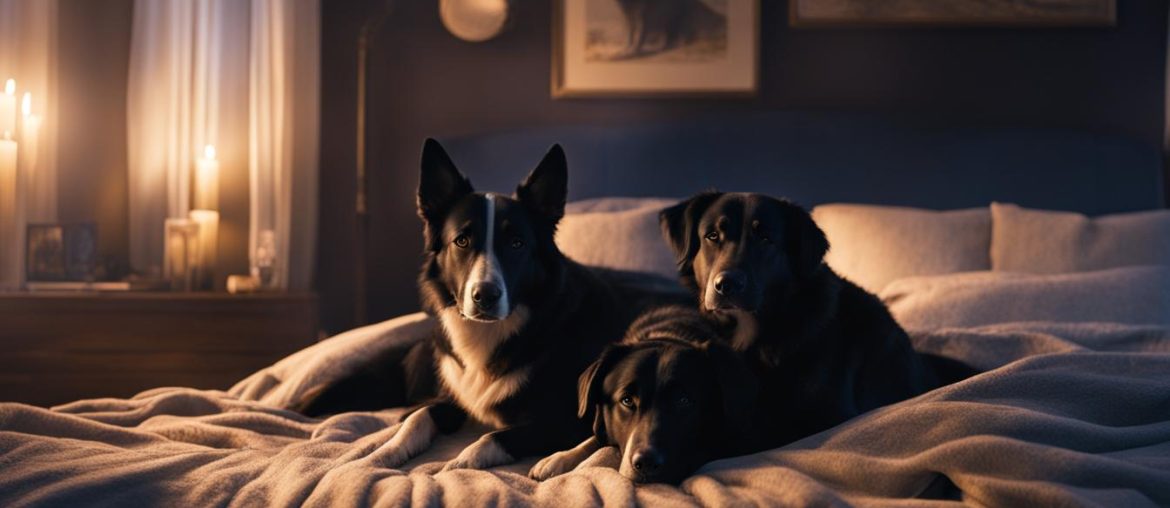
[3,316,1170,507]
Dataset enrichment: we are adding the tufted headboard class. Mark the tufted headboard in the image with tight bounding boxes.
[438,112,1164,215]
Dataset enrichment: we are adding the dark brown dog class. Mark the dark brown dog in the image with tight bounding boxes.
[660,192,973,449]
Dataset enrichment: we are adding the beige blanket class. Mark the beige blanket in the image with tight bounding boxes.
[3,316,1170,507]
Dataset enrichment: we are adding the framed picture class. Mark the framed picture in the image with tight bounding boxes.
[790,0,1116,27]
[26,223,97,282]
[553,0,759,98]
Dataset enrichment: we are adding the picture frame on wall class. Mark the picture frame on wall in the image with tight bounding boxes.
[789,0,1116,27]
[552,0,759,98]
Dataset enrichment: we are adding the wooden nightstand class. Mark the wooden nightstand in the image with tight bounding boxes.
[0,292,319,407]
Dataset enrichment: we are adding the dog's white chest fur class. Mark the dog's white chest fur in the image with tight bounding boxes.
[438,306,531,429]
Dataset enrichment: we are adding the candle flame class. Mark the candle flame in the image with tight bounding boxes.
[204,145,216,160]
[21,93,31,117]
[3,79,13,96]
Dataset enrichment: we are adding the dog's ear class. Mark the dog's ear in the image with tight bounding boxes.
[577,344,632,443]
[780,200,828,278]
[577,344,632,419]
[705,341,757,434]
[517,144,568,225]
[659,192,722,273]
[417,138,474,226]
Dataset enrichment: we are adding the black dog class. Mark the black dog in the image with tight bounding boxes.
[330,139,681,472]
[531,305,754,484]
[660,192,975,450]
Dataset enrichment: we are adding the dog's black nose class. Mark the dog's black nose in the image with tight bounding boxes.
[713,271,747,296]
[631,448,664,473]
[471,282,502,309]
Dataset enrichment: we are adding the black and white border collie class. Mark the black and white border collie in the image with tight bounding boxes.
[386,139,659,472]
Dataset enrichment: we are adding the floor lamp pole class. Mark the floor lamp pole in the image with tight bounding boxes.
[354,1,393,327]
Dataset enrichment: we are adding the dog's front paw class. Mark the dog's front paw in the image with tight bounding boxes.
[528,449,579,481]
[442,435,514,472]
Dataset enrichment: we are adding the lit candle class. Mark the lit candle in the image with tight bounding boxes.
[189,209,219,289]
[195,145,219,210]
[20,93,39,183]
[0,80,15,139]
[0,138,18,288]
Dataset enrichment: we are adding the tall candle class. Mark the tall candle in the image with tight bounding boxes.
[0,80,14,139]
[20,94,39,185]
[20,114,39,178]
[189,209,219,289]
[0,138,18,289]
[195,145,219,210]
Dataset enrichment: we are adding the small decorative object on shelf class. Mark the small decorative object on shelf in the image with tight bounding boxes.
[163,218,201,291]
[253,229,278,289]
[226,274,261,294]
[25,223,97,283]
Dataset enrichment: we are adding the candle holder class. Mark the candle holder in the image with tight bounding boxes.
[163,218,201,291]
[252,229,278,289]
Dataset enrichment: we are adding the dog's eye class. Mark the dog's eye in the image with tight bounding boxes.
[704,231,719,242]
[453,235,470,248]
[619,396,635,408]
[510,237,524,250]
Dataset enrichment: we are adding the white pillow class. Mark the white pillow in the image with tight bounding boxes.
[557,197,678,278]
[812,203,991,294]
[880,267,1170,330]
[991,202,1170,273]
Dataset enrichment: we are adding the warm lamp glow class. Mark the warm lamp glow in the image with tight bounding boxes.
[3,79,13,96]
[204,145,216,161]
[21,93,30,118]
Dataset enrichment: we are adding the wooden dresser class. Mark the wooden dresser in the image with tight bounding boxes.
[0,292,319,407]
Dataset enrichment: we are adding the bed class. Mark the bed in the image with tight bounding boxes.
[3,116,1170,506]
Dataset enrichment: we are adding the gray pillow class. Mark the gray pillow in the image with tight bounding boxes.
[557,197,678,278]
[812,203,991,294]
[880,267,1170,330]
[991,203,1170,273]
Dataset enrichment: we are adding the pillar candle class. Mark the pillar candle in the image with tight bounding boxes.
[21,93,39,182]
[20,114,39,178]
[0,139,19,289]
[189,209,219,289]
[195,145,219,210]
[0,79,15,139]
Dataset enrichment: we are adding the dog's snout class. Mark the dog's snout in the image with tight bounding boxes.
[471,282,502,308]
[713,271,747,296]
[631,448,664,473]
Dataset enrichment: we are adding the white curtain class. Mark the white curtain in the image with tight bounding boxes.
[249,0,319,290]
[0,0,57,288]
[127,0,318,288]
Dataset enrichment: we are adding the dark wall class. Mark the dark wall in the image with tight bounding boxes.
[57,0,133,272]
[318,0,1168,333]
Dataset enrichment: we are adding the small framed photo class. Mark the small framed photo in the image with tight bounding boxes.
[553,0,759,98]
[26,223,97,282]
